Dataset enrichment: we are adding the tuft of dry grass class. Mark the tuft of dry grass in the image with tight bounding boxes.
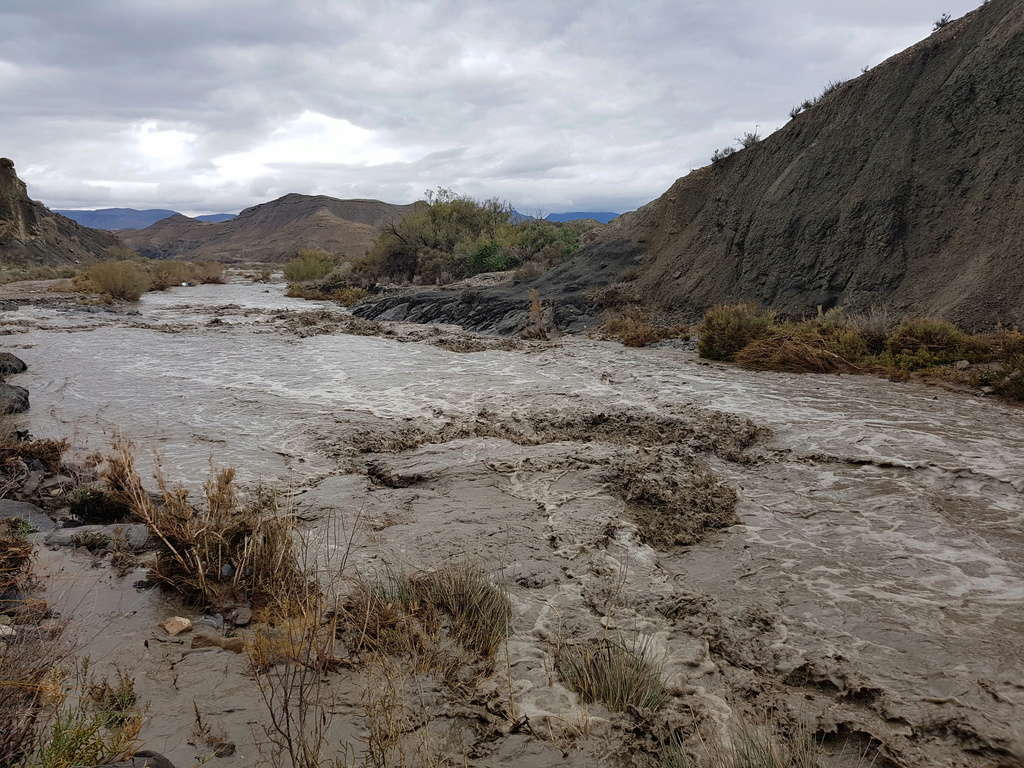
[557,635,669,712]
[0,518,33,608]
[600,306,689,348]
[734,324,865,374]
[345,561,511,662]
[521,288,549,340]
[286,284,368,306]
[106,438,309,609]
[698,304,776,361]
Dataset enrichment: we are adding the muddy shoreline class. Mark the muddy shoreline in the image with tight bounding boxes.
[1,279,1022,767]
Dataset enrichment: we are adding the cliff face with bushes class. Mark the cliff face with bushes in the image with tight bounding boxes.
[588,0,1024,329]
[0,158,120,266]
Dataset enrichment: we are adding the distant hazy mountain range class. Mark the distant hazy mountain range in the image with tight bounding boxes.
[54,208,237,230]
[511,210,619,224]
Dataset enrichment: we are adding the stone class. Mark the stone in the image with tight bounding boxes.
[229,605,252,626]
[955,359,971,370]
[212,741,236,758]
[160,616,192,636]
[0,383,29,414]
[46,523,149,551]
[0,615,11,626]
[0,625,15,638]
[0,499,55,532]
[0,353,26,375]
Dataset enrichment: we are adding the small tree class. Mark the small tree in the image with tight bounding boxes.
[737,130,761,149]
[933,13,952,30]
[711,147,736,164]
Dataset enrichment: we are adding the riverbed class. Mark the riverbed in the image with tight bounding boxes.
[4,279,1022,767]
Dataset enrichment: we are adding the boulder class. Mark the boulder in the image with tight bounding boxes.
[0,383,29,414]
[46,523,149,551]
[0,353,27,375]
[0,499,55,532]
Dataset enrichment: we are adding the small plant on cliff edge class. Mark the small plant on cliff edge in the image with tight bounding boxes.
[711,147,736,164]
[933,13,952,30]
[737,130,761,148]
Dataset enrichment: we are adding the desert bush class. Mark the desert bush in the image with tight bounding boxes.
[148,260,191,290]
[711,147,736,164]
[735,325,864,373]
[521,288,549,340]
[600,307,688,348]
[697,303,777,361]
[994,354,1024,401]
[789,105,803,119]
[934,13,952,30]
[84,261,151,301]
[737,130,761,148]
[0,517,33,607]
[284,250,336,283]
[191,261,226,284]
[883,317,970,369]
[845,305,898,355]
[106,439,309,609]
[821,79,845,98]
[285,284,368,306]
[0,266,78,285]
[557,635,668,712]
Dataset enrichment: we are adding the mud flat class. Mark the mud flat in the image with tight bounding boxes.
[3,279,1022,767]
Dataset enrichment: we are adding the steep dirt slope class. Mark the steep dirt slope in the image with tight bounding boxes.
[0,158,120,266]
[596,0,1024,329]
[360,1,1024,333]
[120,193,420,262]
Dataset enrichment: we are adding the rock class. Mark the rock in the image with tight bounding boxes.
[212,741,236,758]
[0,615,11,626]
[955,359,971,370]
[160,616,192,636]
[19,469,45,496]
[195,613,224,632]
[981,386,996,394]
[0,353,27,375]
[0,499,55,532]
[0,382,29,414]
[0,625,15,638]
[229,605,252,627]
[132,752,177,768]
[191,633,245,653]
[46,523,149,551]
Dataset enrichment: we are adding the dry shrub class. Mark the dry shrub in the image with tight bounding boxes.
[191,261,226,284]
[586,282,634,309]
[521,288,549,340]
[610,458,738,547]
[845,305,897,354]
[557,635,668,712]
[885,317,966,358]
[698,304,776,361]
[286,285,368,306]
[283,250,336,283]
[148,260,192,290]
[995,353,1024,401]
[0,437,69,473]
[106,439,307,609]
[735,325,865,374]
[600,306,688,348]
[345,561,511,661]
[84,261,151,301]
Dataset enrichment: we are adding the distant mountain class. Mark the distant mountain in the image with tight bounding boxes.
[56,207,237,230]
[119,194,419,262]
[510,211,620,224]
[1,158,121,266]
[546,212,619,223]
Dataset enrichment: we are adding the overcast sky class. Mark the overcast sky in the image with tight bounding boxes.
[1,0,981,215]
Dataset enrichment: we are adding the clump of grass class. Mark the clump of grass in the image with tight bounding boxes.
[30,662,142,768]
[69,530,112,553]
[697,303,776,361]
[735,323,866,373]
[0,437,68,474]
[521,288,549,340]
[600,307,689,348]
[285,284,368,306]
[283,250,336,283]
[106,439,308,610]
[346,561,511,661]
[83,261,151,301]
[557,635,669,712]
[0,518,33,610]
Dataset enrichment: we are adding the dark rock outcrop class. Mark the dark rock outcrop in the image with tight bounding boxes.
[0,383,29,414]
[0,353,27,375]
[0,158,121,267]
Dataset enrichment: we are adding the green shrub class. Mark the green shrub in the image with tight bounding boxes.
[85,261,151,301]
[885,317,968,365]
[698,304,777,361]
[557,636,668,712]
[284,250,336,283]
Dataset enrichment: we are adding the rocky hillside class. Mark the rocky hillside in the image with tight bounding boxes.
[119,193,419,262]
[0,158,120,266]
[361,0,1024,333]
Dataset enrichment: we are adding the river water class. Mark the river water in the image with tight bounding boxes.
[4,280,1022,767]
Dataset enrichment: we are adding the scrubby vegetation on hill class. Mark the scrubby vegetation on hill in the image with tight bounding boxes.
[697,304,1024,400]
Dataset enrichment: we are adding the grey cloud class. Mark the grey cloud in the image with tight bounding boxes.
[0,0,983,214]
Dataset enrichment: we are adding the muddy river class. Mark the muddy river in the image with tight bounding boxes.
[4,280,1022,767]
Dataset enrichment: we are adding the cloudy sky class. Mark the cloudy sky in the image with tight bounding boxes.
[1,0,980,216]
